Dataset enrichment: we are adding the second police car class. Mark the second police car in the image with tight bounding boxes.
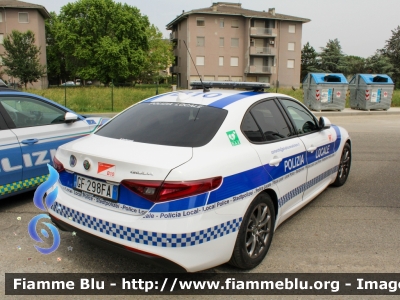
[48,82,351,272]
[0,83,107,199]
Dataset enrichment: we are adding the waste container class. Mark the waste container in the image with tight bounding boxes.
[302,73,348,111]
[349,74,394,110]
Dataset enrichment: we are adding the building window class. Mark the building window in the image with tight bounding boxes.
[19,12,29,23]
[190,76,201,83]
[204,75,215,81]
[197,18,205,26]
[266,19,275,29]
[231,19,239,28]
[219,37,224,47]
[219,56,224,66]
[287,59,295,69]
[0,34,3,44]
[231,38,239,47]
[196,56,205,66]
[220,19,224,28]
[258,76,270,83]
[218,76,229,81]
[0,12,3,22]
[197,37,205,47]
[231,57,239,67]
[231,76,243,82]
[288,42,295,51]
[288,25,296,33]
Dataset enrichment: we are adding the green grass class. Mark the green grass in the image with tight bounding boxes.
[25,86,400,113]
[27,86,171,113]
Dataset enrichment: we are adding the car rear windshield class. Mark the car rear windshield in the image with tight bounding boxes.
[95,102,228,147]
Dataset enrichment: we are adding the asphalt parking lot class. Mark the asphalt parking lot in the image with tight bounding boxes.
[1,113,399,299]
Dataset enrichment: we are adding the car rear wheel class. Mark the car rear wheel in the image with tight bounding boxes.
[229,193,275,269]
[332,142,351,187]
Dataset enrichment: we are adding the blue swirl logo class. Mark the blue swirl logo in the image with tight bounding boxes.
[28,164,61,254]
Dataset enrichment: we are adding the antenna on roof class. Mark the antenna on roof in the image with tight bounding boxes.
[183,40,209,93]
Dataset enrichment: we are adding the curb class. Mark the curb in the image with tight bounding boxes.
[314,108,400,117]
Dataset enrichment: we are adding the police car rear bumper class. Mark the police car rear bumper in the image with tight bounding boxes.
[48,186,244,272]
[49,213,187,272]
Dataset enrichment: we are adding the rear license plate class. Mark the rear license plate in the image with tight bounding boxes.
[74,174,118,201]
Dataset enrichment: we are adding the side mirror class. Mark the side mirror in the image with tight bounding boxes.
[65,112,78,123]
[319,116,331,129]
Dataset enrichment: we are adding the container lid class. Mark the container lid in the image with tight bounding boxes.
[310,73,348,84]
[359,74,394,84]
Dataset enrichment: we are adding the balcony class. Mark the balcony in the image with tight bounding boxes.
[250,27,277,37]
[170,31,177,41]
[248,65,276,74]
[170,66,178,74]
[250,46,276,56]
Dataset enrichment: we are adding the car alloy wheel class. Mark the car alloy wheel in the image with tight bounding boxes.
[245,203,272,258]
[332,142,351,187]
[229,193,275,269]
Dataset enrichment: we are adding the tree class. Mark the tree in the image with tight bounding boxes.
[365,50,393,75]
[1,30,46,89]
[319,39,346,73]
[45,12,70,85]
[139,25,174,83]
[342,55,366,77]
[55,0,150,84]
[383,26,400,84]
[301,42,321,81]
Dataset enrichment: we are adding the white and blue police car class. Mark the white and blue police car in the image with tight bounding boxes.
[0,84,107,199]
[49,82,351,272]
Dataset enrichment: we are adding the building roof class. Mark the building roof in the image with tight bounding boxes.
[0,0,51,18]
[166,2,310,29]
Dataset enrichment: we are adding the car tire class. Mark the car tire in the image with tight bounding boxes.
[229,193,275,269]
[332,142,351,187]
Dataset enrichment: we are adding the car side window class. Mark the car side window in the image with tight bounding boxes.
[280,99,318,135]
[241,112,264,142]
[0,97,66,128]
[241,99,291,142]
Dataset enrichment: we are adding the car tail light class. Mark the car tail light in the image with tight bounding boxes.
[121,177,222,203]
[53,156,65,173]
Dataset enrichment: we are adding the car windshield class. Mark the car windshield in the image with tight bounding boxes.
[95,102,228,147]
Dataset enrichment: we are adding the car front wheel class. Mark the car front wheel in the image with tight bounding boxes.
[229,193,275,269]
[332,142,351,187]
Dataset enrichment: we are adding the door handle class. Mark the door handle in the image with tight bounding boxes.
[21,138,39,145]
[269,157,282,166]
[307,146,317,152]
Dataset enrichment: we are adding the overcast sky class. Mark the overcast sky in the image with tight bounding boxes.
[28,0,399,58]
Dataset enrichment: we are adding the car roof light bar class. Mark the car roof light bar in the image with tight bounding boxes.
[190,81,270,92]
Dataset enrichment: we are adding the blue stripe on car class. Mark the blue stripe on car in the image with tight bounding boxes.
[332,125,342,152]
[57,128,344,213]
[150,193,209,213]
[208,91,259,108]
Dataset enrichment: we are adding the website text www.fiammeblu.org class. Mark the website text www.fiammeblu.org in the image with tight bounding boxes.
[6,273,400,295]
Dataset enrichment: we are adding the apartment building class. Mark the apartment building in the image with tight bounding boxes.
[166,2,310,89]
[0,0,50,89]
